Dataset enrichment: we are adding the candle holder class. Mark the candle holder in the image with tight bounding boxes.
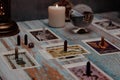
[0,0,19,37]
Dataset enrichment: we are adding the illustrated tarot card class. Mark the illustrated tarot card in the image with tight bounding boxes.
[42,44,89,59]
[67,62,113,80]
[92,19,120,34]
[28,28,61,42]
[1,49,39,70]
[82,38,120,55]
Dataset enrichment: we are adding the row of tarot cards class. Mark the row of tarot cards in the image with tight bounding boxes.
[39,37,120,60]
[27,25,120,56]
[2,38,117,67]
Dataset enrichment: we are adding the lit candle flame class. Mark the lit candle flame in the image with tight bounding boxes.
[56,4,58,8]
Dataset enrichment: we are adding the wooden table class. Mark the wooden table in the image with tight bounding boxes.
[0,13,120,80]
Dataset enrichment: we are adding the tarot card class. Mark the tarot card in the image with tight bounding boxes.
[66,62,113,80]
[82,38,120,55]
[41,44,89,60]
[28,28,61,43]
[92,19,120,34]
[1,49,39,70]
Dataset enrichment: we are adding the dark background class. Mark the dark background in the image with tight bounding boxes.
[11,0,120,21]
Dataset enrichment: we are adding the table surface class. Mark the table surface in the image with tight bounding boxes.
[0,12,120,80]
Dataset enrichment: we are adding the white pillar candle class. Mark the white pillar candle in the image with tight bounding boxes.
[48,5,65,27]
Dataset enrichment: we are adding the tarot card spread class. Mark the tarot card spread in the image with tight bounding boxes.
[1,49,39,70]
[46,45,89,59]
[29,28,60,42]
[83,38,120,55]
[68,62,112,80]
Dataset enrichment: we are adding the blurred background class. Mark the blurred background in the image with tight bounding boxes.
[11,0,120,21]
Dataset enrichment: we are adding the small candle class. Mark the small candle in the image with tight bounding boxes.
[17,35,21,46]
[64,40,67,52]
[48,4,65,27]
[86,61,91,76]
[24,34,28,45]
[15,47,18,60]
[100,36,105,46]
